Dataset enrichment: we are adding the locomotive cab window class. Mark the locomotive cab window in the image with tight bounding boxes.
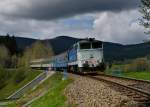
[80,42,91,49]
[92,42,102,49]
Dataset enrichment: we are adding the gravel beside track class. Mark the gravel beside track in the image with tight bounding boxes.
[95,75,150,93]
[65,74,138,107]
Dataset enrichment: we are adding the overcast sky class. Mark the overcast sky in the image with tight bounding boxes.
[0,0,149,44]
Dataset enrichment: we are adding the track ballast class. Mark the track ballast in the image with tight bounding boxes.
[88,74,150,106]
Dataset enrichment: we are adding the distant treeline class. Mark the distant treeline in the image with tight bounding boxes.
[0,34,18,55]
[0,34,54,68]
[1,35,150,64]
[103,42,150,62]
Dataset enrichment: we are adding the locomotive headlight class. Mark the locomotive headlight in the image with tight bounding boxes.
[82,61,88,65]
[82,60,87,64]
[83,61,89,67]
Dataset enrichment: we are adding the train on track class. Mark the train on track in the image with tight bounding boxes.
[30,38,105,74]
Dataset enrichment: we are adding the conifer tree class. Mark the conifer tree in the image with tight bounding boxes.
[140,0,150,34]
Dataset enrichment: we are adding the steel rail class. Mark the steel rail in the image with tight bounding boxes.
[88,75,150,105]
[98,73,150,83]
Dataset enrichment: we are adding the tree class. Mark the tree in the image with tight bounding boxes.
[11,54,18,68]
[18,41,54,67]
[0,67,7,89]
[17,48,31,67]
[0,34,18,56]
[10,35,18,55]
[29,41,54,59]
[0,45,9,67]
[139,0,150,34]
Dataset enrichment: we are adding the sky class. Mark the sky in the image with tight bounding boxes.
[0,0,149,44]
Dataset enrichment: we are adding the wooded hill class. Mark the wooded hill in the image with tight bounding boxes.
[0,35,150,62]
[0,34,18,55]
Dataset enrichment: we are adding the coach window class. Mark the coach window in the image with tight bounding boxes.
[92,42,102,49]
[80,42,91,49]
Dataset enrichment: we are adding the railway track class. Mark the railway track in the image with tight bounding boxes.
[96,74,150,93]
[88,74,150,106]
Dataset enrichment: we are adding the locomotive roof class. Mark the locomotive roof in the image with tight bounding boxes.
[77,38,102,43]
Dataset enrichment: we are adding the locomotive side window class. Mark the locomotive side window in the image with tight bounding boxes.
[80,42,91,49]
[92,42,102,49]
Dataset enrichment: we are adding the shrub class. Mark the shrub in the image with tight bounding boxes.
[147,55,150,60]
[14,67,28,84]
[0,45,9,67]
[0,67,7,89]
[123,58,149,72]
[98,62,106,72]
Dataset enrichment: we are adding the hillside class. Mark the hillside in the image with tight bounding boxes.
[0,35,150,62]
[42,36,80,54]
[103,42,150,61]
[42,36,150,61]
[15,37,37,51]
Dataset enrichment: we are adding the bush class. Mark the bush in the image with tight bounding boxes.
[147,55,150,60]
[98,62,106,72]
[0,45,9,67]
[123,58,149,72]
[14,67,28,84]
[0,67,8,89]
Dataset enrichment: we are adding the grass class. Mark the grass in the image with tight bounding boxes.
[6,73,74,107]
[104,64,124,75]
[122,71,150,80]
[0,68,42,100]
[105,64,150,80]
[3,102,16,107]
[29,73,74,107]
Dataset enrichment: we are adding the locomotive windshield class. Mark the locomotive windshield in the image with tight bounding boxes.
[80,42,91,49]
[92,41,102,49]
[79,41,102,49]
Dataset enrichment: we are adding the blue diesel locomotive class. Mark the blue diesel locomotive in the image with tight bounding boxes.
[30,38,105,73]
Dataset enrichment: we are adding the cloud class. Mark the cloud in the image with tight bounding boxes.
[0,9,149,44]
[0,0,140,20]
[0,0,148,44]
[0,16,60,39]
[93,10,149,44]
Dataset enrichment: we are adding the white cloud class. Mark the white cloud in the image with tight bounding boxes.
[0,16,60,39]
[93,10,149,44]
[0,3,149,44]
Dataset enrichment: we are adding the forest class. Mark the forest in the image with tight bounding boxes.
[0,34,53,93]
